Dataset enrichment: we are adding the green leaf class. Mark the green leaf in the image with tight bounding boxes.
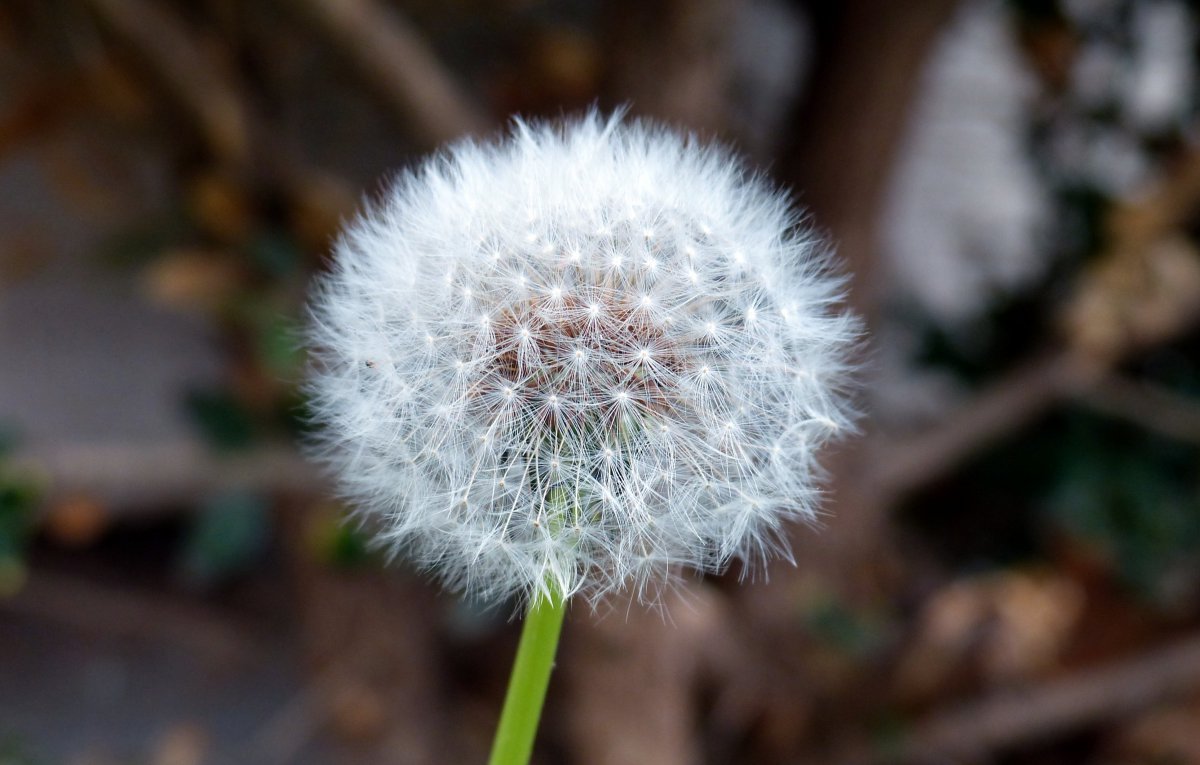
[179,491,270,587]
[800,596,885,657]
[246,232,302,279]
[255,311,305,378]
[0,732,47,765]
[1046,411,1200,599]
[327,523,372,568]
[0,476,39,553]
[184,389,257,451]
[98,210,195,270]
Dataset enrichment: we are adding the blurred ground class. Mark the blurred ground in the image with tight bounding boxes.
[2,0,1200,763]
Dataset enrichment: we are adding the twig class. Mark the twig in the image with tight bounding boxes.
[871,134,1200,503]
[871,352,1103,501]
[1080,376,1200,444]
[82,0,250,164]
[603,0,741,132]
[875,634,1200,764]
[82,0,357,229]
[287,0,489,148]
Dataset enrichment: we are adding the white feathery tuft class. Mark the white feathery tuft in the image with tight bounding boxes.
[306,111,858,606]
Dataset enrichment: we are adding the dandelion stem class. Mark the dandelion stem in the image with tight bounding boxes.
[488,588,567,765]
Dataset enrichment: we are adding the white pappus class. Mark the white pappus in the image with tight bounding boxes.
[306,111,858,606]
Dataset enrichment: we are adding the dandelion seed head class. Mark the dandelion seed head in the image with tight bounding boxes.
[306,111,858,606]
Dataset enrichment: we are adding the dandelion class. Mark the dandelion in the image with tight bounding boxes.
[306,111,857,764]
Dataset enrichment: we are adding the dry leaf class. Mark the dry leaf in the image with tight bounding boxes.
[894,570,1085,701]
[1104,696,1200,765]
[187,171,256,243]
[1064,235,1200,359]
[141,248,244,312]
[44,494,109,547]
[152,721,209,765]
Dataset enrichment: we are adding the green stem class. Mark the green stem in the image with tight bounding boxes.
[488,589,568,765]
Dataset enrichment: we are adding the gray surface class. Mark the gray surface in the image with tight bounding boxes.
[0,152,223,449]
[0,615,303,764]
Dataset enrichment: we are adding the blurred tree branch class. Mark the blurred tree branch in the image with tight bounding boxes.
[756,0,962,589]
[562,586,755,765]
[83,0,357,241]
[871,138,1200,504]
[603,0,742,132]
[874,633,1200,764]
[286,0,490,148]
[721,3,964,758]
[871,352,1103,501]
[1081,375,1200,444]
[785,0,962,311]
[83,0,251,165]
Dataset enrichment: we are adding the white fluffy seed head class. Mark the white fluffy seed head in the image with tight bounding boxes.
[306,112,858,606]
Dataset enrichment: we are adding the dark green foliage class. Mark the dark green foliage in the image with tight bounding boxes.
[183,388,258,452]
[0,479,37,563]
[245,231,303,280]
[243,305,305,379]
[178,491,270,587]
[0,734,46,765]
[800,596,887,657]
[324,522,373,569]
[98,211,198,270]
[1047,410,1200,601]
[904,392,1200,606]
[0,426,39,593]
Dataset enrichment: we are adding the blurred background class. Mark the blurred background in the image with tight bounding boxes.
[2,0,1200,762]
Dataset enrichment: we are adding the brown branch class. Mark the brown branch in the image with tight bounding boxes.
[1080,375,1200,444]
[82,0,251,164]
[739,0,961,590]
[871,352,1104,500]
[287,0,490,149]
[0,78,83,162]
[603,0,743,132]
[785,0,963,307]
[82,0,357,231]
[561,586,741,765]
[875,634,1200,764]
[871,136,1200,503]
